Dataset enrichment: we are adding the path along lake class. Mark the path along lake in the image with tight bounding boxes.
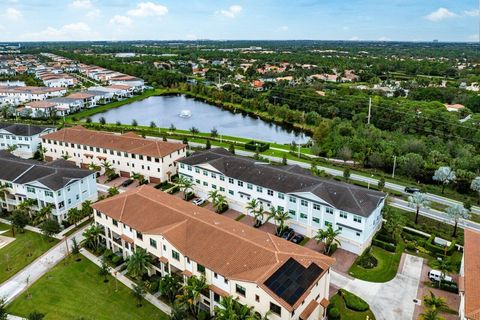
[90,95,310,144]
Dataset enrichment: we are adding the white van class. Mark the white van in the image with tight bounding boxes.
[428,269,452,282]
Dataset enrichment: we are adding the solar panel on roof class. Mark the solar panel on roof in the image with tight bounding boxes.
[264,258,323,306]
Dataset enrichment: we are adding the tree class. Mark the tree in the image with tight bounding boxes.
[149,121,156,128]
[67,208,82,227]
[11,210,29,236]
[61,152,71,160]
[33,204,53,225]
[408,192,430,224]
[27,311,46,320]
[315,225,341,255]
[382,206,406,240]
[107,186,120,197]
[420,308,444,320]
[101,161,115,179]
[423,291,447,312]
[126,248,151,280]
[471,176,480,204]
[433,258,451,289]
[99,117,106,125]
[215,296,254,320]
[343,168,350,181]
[210,127,218,138]
[131,172,145,185]
[81,225,102,251]
[189,126,199,136]
[446,204,469,237]
[377,177,385,191]
[88,162,101,173]
[169,123,176,131]
[205,139,211,150]
[228,143,235,154]
[81,200,93,218]
[0,183,10,205]
[131,119,138,126]
[213,194,228,213]
[177,176,194,200]
[282,153,287,165]
[0,299,7,320]
[98,257,110,283]
[267,207,290,235]
[170,301,188,320]
[433,166,456,194]
[159,274,182,303]
[131,283,146,307]
[177,275,208,317]
[246,199,263,225]
[71,237,80,255]
[40,219,60,238]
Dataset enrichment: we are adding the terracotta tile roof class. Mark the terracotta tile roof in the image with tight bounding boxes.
[26,101,57,108]
[209,284,229,297]
[464,228,480,320]
[42,126,185,158]
[121,234,134,244]
[159,256,169,264]
[92,186,335,311]
[67,92,95,99]
[300,300,319,320]
[320,298,329,308]
[181,270,193,277]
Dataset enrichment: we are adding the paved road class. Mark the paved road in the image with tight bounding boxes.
[331,254,423,320]
[0,226,88,304]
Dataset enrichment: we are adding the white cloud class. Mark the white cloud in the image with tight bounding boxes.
[350,36,360,41]
[4,7,22,20]
[216,5,242,18]
[425,8,457,22]
[464,9,479,17]
[21,22,98,41]
[70,0,92,9]
[127,2,168,17]
[378,36,391,41]
[109,15,132,27]
[86,9,102,19]
[279,26,288,31]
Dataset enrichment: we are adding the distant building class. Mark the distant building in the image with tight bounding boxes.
[0,123,55,158]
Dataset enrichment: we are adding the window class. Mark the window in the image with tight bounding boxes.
[172,250,180,260]
[237,181,243,187]
[277,206,284,212]
[255,295,260,302]
[288,209,296,216]
[278,193,284,199]
[195,179,200,184]
[212,184,217,189]
[326,207,334,214]
[301,199,308,206]
[289,196,296,203]
[211,173,216,178]
[340,211,348,219]
[96,211,101,217]
[137,232,143,240]
[228,178,234,184]
[228,190,234,196]
[219,187,225,192]
[270,302,281,316]
[356,232,361,237]
[247,183,253,190]
[235,284,246,297]
[312,217,320,224]
[195,168,200,173]
[203,170,208,176]
[203,181,208,186]
[45,190,53,197]
[256,186,263,193]
[267,190,273,196]
[325,221,332,227]
[300,213,308,219]
[197,264,205,274]
[214,293,220,303]
[149,238,157,248]
[26,186,35,193]
[354,215,362,223]
[219,175,225,181]
[313,203,321,210]
[180,164,185,169]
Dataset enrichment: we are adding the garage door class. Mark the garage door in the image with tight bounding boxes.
[120,171,130,178]
[149,177,161,184]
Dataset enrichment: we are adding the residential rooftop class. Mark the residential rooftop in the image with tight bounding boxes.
[0,122,54,136]
[463,228,480,320]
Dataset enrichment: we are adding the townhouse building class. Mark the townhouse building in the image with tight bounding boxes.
[42,126,186,183]
[0,86,66,105]
[178,149,386,254]
[459,228,480,320]
[0,151,97,222]
[0,123,56,158]
[93,186,334,320]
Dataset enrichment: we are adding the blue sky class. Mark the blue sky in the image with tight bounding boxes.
[0,0,478,42]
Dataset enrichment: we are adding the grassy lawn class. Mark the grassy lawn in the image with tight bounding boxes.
[7,256,168,320]
[348,242,405,283]
[329,290,376,320]
[0,223,59,284]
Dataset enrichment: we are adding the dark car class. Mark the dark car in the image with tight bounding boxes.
[121,179,134,187]
[290,234,305,244]
[281,228,295,240]
[404,186,421,194]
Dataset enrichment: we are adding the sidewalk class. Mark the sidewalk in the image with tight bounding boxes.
[0,225,88,304]
[80,249,172,315]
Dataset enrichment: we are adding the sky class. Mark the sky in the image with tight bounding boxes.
[0,0,478,42]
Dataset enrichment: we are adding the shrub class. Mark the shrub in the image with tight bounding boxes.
[372,239,396,252]
[168,186,180,194]
[148,280,159,293]
[244,140,270,152]
[356,251,378,269]
[111,255,123,266]
[425,234,456,256]
[376,232,396,245]
[327,306,341,320]
[328,243,338,256]
[339,289,369,312]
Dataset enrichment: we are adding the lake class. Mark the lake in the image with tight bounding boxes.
[90,95,310,144]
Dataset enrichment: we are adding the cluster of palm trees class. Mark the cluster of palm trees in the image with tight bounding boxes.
[314,226,341,255]
[81,225,103,252]
[208,190,229,213]
[176,176,195,200]
[67,201,93,227]
[245,199,290,235]
[419,291,448,320]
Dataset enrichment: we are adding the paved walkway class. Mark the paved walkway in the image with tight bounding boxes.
[330,254,423,320]
[0,225,88,304]
[81,249,172,315]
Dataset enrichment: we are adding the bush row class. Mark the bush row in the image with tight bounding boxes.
[372,239,396,252]
[425,234,456,256]
[339,289,369,312]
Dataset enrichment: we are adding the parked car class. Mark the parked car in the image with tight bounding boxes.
[404,186,422,194]
[290,234,305,244]
[281,228,295,240]
[192,198,206,206]
[121,179,133,187]
[428,269,453,282]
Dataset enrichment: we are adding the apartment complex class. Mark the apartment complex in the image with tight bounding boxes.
[93,186,334,320]
[0,123,55,158]
[178,149,386,254]
[42,126,186,183]
[0,151,97,221]
[459,228,480,320]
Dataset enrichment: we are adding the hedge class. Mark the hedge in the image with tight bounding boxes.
[375,232,396,245]
[244,140,270,152]
[339,289,369,312]
[168,186,180,194]
[372,239,396,252]
[425,234,456,256]
[327,306,341,320]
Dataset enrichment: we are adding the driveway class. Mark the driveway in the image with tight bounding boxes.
[330,254,423,320]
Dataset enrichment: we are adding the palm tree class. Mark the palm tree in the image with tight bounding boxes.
[88,162,101,173]
[177,176,194,200]
[189,126,199,136]
[131,283,146,307]
[0,298,7,320]
[382,206,406,241]
[67,208,82,226]
[131,172,145,186]
[0,183,10,204]
[420,308,444,320]
[17,199,37,219]
[408,192,430,224]
[101,161,115,178]
[81,200,93,218]
[433,258,451,288]
[107,186,120,197]
[36,144,47,161]
[178,275,208,317]
[81,225,102,251]
[215,296,255,319]
[126,248,151,280]
[170,301,188,320]
[33,204,53,225]
[315,225,341,255]
[246,199,264,226]
[446,204,470,237]
[158,274,182,304]
[98,258,110,283]
[208,190,219,204]
[61,152,71,160]
[267,207,290,235]
[423,291,447,312]
[213,194,228,213]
